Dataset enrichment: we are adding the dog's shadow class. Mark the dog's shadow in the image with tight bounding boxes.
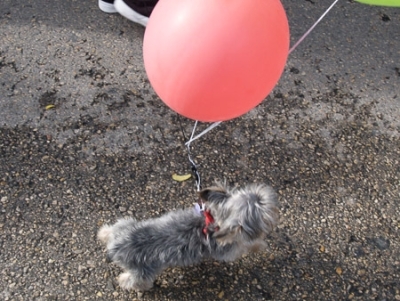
[127,231,349,300]
[136,257,276,300]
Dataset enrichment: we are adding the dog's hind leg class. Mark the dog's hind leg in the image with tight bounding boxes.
[118,270,155,291]
[97,225,113,244]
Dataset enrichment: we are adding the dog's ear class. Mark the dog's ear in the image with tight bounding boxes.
[199,186,228,204]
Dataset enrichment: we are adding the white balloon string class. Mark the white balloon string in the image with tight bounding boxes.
[188,120,198,143]
[289,0,340,54]
[185,121,222,146]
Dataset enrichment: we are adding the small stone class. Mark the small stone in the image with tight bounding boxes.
[357,269,366,276]
[87,260,96,268]
[106,279,114,290]
[96,292,103,297]
[335,267,343,275]
[319,245,325,253]
[218,291,225,299]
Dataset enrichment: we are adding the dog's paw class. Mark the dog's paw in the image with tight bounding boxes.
[118,272,135,290]
[97,225,113,244]
[118,272,154,291]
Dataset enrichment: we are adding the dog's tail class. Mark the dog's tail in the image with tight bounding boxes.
[98,217,138,245]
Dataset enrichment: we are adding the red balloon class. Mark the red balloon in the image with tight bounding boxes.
[143,0,289,122]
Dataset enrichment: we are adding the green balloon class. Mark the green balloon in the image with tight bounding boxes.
[356,0,400,6]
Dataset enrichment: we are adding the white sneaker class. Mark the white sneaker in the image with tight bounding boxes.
[114,0,149,27]
[99,0,118,13]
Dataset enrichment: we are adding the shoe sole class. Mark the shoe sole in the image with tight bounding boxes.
[99,0,118,13]
[114,0,149,27]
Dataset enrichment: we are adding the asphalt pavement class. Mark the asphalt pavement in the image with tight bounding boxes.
[1,0,399,300]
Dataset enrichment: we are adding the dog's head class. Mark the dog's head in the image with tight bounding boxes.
[199,183,279,246]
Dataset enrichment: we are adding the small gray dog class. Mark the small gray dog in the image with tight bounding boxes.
[98,183,279,291]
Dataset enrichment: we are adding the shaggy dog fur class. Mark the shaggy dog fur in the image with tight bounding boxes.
[98,183,279,291]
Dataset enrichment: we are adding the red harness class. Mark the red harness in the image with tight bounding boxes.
[202,209,215,237]
[195,200,217,239]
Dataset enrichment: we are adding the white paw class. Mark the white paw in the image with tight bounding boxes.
[118,272,135,290]
[118,272,154,291]
[97,225,113,244]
